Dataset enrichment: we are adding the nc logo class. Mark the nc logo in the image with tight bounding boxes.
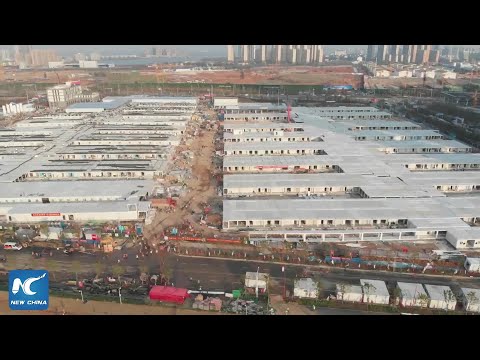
[11,272,47,295]
[9,270,49,310]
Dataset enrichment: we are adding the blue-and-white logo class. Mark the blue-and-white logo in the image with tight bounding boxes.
[9,270,49,310]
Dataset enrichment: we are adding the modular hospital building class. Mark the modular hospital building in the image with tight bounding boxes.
[220,106,480,250]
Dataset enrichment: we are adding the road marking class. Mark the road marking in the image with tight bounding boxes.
[200,263,208,266]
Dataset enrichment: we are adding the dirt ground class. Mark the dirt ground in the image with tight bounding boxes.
[142,65,360,85]
[143,108,225,242]
[0,291,223,315]
[269,294,313,315]
[1,65,359,86]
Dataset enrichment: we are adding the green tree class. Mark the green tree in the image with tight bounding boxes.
[163,267,173,286]
[94,262,105,279]
[337,283,349,303]
[112,264,125,282]
[139,264,149,284]
[316,280,323,300]
[465,291,479,314]
[443,289,456,312]
[392,287,403,307]
[45,259,59,281]
[362,282,376,311]
[71,260,81,284]
[417,293,429,308]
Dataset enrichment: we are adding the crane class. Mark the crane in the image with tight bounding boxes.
[52,70,61,84]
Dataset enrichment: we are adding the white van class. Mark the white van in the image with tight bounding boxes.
[3,242,22,250]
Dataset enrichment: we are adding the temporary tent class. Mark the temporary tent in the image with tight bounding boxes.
[149,286,190,304]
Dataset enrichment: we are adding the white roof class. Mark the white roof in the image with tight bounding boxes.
[223,197,480,222]
[379,139,471,150]
[460,287,480,299]
[224,141,323,151]
[336,284,363,294]
[424,284,454,301]
[245,272,269,281]
[397,282,428,300]
[295,278,317,291]
[0,180,153,199]
[1,200,150,215]
[466,257,480,265]
[360,279,389,297]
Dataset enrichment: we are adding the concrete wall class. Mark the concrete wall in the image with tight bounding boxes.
[364,294,389,305]
[294,287,318,299]
[214,98,238,108]
[429,299,456,310]
[27,170,157,180]
[465,259,480,273]
[7,210,141,223]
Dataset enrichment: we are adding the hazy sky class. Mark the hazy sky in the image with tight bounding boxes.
[1,45,368,57]
[2,45,478,57]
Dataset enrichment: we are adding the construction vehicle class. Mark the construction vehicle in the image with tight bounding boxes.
[167,197,177,207]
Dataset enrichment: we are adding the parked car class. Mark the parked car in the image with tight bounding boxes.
[3,242,23,251]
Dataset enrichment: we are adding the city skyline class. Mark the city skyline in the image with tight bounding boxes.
[1,45,480,58]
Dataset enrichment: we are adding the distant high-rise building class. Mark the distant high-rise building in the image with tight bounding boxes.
[248,45,256,62]
[376,45,388,64]
[316,45,324,63]
[305,47,311,64]
[429,50,440,63]
[459,50,469,62]
[229,45,323,65]
[390,45,401,63]
[90,52,101,61]
[0,49,11,61]
[422,45,432,63]
[227,45,235,63]
[401,45,409,64]
[242,45,249,63]
[288,47,297,64]
[260,45,267,63]
[367,45,377,62]
[276,45,283,64]
[410,45,418,64]
[30,49,58,67]
[74,53,86,62]
[415,50,425,64]
[13,45,32,65]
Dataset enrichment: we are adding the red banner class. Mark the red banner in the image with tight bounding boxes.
[31,213,61,217]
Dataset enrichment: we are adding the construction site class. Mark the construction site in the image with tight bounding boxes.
[0,95,232,252]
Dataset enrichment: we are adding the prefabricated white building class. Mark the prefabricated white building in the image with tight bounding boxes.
[294,278,318,299]
[336,284,363,303]
[214,97,238,109]
[397,282,429,308]
[360,279,390,305]
[460,287,480,313]
[423,284,457,310]
[245,272,268,291]
[464,257,480,273]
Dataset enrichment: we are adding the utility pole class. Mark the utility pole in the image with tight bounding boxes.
[255,266,259,298]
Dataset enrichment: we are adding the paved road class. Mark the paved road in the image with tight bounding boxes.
[314,307,394,315]
[2,248,479,295]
